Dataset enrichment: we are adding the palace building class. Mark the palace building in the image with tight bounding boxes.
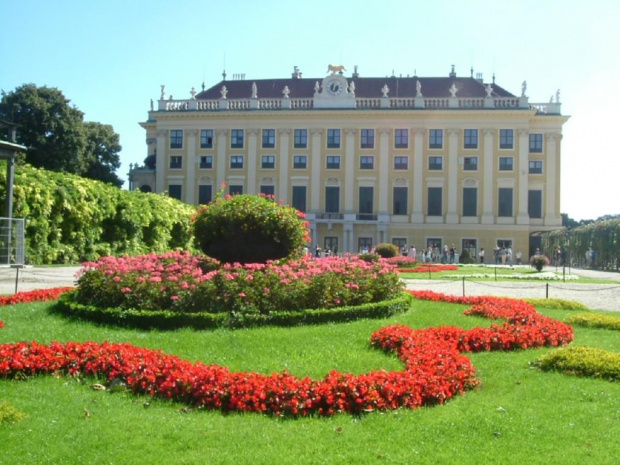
[129,65,568,259]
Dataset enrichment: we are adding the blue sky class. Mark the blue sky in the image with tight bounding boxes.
[2,0,619,221]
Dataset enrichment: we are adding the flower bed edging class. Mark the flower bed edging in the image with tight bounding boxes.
[0,291,573,417]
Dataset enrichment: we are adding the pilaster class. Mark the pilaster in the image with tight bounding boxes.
[378,128,390,214]
[215,129,228,190]
[412,128,425,222]
[516,129,530,224]
[344,128,356,212]
[446,128,459,223]
[481,128,495,224]
[278,128,291,201]
[247,128,259,194]
[310,128,323,211]
[185,129,197,204]
[156,129,166,193]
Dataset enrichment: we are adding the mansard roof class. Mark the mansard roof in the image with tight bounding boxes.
[196,76,516,100]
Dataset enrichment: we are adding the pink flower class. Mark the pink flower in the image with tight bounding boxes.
[121,287,131,294]
[113,276,121,282]
[171,295,179,301]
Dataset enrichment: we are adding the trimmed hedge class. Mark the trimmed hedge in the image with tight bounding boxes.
[533,346,620,382]
[0,163,195,264]
[565,313,620,331]
[52,291,413,330]
[524,298,589,311]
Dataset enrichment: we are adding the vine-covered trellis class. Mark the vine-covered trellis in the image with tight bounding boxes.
[540,218,620,270]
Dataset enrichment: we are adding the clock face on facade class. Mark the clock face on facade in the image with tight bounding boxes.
[327,79,343,96]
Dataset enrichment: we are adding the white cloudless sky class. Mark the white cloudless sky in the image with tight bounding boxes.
[2,0,619,221]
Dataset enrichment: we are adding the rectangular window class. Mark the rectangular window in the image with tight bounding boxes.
[529,133,543,153]
[358,237,373,253]
[394,156,409,170]
[499,129,514,149]
[499,157,513,171]
[429,156,443,170]
[464,129,478,149]
[360,156,374,170]
[498,188,513,217]
[324,237,339,254]
[464,156,478,171]
[230,155,244,169]
[198,185,212,205]
[168,184,182,200]
[262,129,276,148]
[528,190,542,218]
[463,187,477,217]
[231,129,244,148]
[260,185,275,197]
[294,129,307,148]
[200,129,213,148]
[361,129,375,149]
[393,187,408,215]
[462,239,477,259]
[261,155,275,169]
[293,155,307,169]
[429,129,443,149]
[229,185,243,196]
[292,186,307,212]
[327,129,341,148]
[428,187,442,216]
[529,160,543,174]
[326,155,340,169]
[359,187,374,216]
[200,155,213,169]
[395,129,409,149]
[169,155,182,169]
[325,186,340,213]
[170,130,183,149]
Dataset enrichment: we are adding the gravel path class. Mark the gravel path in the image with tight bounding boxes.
[1,265,619,313]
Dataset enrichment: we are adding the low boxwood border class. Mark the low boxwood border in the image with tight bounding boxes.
[565,312,620,331]
[52,291,413,330]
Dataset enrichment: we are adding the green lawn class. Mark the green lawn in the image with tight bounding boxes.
[1,299,619,464]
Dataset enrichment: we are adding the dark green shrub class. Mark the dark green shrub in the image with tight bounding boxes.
[375,243,399,258]
[192,194,309,264]
[359,252,380,263]
[460,249,475,264]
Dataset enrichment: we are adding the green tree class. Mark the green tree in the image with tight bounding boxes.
[0,84,123,186]
[83,122,123,187]
[0,84,88,174]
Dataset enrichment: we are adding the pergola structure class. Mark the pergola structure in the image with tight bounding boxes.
[0,123,26,218]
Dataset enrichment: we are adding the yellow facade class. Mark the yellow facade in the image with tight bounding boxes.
[132,70,568,259]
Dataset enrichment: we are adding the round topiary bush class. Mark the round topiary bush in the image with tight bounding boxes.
[192,194,310,264]
[374,243,399,258]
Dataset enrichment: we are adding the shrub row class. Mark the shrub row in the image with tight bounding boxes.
[533,346,620,382]
[53,291,413,330]
[0,163,195,264]
[565,312,620,331]
[524,298,589,311]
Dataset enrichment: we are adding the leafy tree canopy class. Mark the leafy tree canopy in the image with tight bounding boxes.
[0,84,122,186]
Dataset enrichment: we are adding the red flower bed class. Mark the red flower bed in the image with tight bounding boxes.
[0,291,573,417]
[397,264,459,273]
[0,321,4,329]
[0,287,75,306]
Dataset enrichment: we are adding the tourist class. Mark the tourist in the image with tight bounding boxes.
[479,248,485,264]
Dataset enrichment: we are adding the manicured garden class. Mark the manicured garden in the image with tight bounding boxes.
[1,195,619,464]
[1,288,619,463]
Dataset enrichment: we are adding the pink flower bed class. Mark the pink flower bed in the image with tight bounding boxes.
[0,291,573,416]
[75,251,402,314]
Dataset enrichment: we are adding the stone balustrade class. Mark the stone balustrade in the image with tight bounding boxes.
[154,96,560,114]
